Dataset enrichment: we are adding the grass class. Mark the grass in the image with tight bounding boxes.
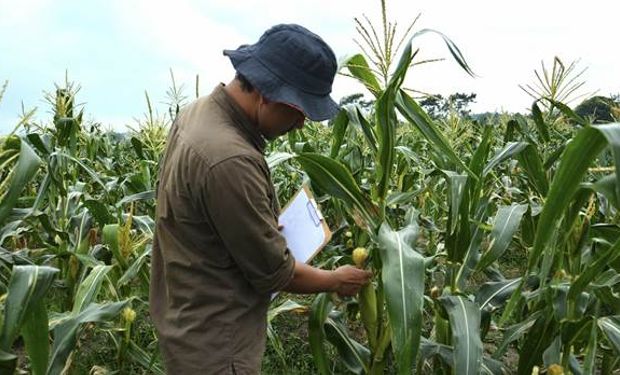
[263,308,317,374]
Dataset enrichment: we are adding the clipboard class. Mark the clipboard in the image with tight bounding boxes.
[278,184,332,264]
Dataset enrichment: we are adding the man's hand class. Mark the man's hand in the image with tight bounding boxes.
[331,265,372,297]
[283,261,372,296]
[278,224,372,297]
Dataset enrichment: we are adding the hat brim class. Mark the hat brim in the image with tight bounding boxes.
[224,47,340,121]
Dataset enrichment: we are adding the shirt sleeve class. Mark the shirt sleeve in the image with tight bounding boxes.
[201,155,295,294]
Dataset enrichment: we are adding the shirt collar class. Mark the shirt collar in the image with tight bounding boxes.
[211,84,266,153]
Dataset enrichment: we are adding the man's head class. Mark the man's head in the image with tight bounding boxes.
[232,72,306,140]
[224,24,339,139]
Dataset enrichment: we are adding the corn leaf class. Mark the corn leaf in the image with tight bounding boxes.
[475,278,522,313]
[477,204,528,271]
[375,86,397,204]
[0,139,42,225]
[396,90,476,178]
[546,98,587,126]
[469,125,493,180]
[465,126,493,215]
[419,338,453,366]
[26,133,51,156]
[378,211,425,375]
[583,318,598,374]
[591,271,620,311]
[268,299,305,323]
[420,338,504,375]
[597,316,620,356]
[296,153,379,230]
[441,170,468,236]
[117,190,155,206]
[21,300,49,375]
[516,313,557,375]
[439,296,483,375]
[126,340,165,374]
[528,125,611,272]
[493,311,542,359]
[117,245,150,288]
[341,54,381,97]
[71,265,112,315]
[47,300,128,375]
[531,102,550,143]
[589,174,619,210]
[345,105,377,154]
[568,238,620,309]
[83,199,113,227]
[308,293,333,375]
[593,124,620,206]
[0,265,57,351]
[410,29,475,77]
[455,204,487,289]
[374,35,416,205]
[483,142,529,176]
[329,109,349,159]
[266,152,294,169]
[0,348,17,374]
[324,311,370,374]
[542,336,561,368]
[102,224,128,268]
[50,152,107,192]
[517,144,548,197]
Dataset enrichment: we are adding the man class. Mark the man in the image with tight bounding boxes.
[150,24,372,374]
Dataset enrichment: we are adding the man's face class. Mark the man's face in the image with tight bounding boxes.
[257,99,306,140]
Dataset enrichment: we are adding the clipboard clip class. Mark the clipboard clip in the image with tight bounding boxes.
[306,200,323,227]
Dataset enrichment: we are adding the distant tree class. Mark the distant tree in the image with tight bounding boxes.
[339,93,374,111]
[419,92,477,119]
[449,92,477,118]
[419,94,444,119]
[612,94,620,120]
[574,95,619,123]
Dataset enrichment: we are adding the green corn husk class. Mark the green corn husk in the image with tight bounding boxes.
[359,282,378,350]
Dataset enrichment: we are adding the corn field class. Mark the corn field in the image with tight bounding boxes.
[1,5,620,375]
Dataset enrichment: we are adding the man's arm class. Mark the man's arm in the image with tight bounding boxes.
[282,261,372,297]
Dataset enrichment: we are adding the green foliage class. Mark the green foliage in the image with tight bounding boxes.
[574,95,620,124]
[1,4,620,375]
[0,266,57,374]
[0,76,164,373]
[289,8,620,375]
[419,92,477,120]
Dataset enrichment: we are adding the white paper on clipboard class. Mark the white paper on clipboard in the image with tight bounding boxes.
[278,185,331,264]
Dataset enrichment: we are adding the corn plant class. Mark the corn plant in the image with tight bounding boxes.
[496,105,620,373]
[291,3,496,373]
[268,2,620,374]
[0,265,57,374]
[0,79,165,373]
[2,4,619,373]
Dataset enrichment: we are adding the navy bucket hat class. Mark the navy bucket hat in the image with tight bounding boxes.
[224,24,340,121]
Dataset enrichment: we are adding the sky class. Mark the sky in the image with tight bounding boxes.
[0,0,618,134]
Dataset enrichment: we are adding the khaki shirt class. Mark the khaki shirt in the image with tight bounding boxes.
[149,84,296,374]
